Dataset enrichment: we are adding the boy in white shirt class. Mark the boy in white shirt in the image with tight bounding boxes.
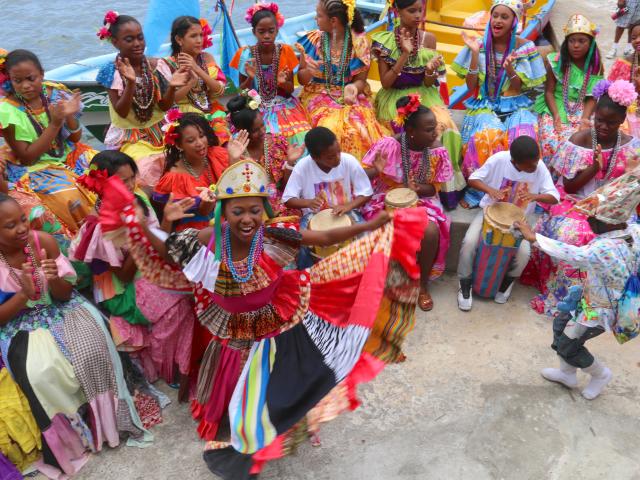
[457,136,560,311]
[283,127,373,268]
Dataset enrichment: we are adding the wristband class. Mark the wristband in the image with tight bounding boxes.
[67,124,83,134]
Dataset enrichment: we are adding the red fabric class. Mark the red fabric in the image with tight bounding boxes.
[208,146,229,182]
[250,436,285,474]
[390,208,428,280]
[345,352,386,410]
[308,273,365,326]
[71,215,99,262]
[98,176,134,233]
[271,269,305,320]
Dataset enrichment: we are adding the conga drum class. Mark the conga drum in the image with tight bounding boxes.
[384,188,418,212]
[308,209,353,258]
[473,202,526,298]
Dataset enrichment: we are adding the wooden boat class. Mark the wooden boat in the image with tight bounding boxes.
[45,0,555,141]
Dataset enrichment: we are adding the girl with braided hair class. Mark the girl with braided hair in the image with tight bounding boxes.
[297,0,389,159]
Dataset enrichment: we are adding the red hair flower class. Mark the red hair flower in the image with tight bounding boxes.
[104,10,119,25]
[162,108,183,146]
[97,10,119,42]
[200,18,213,49]
[166,108,183,123]
[394,93,422,126]
[245,2,285,28]
[77,168,110,196]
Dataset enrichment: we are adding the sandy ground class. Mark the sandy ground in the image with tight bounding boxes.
[48,1,640,479]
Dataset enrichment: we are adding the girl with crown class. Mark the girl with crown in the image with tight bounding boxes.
[159,16,230,144]
[362,94,452,315]
[94,140,427,478]
[96,11,189,190]
[534,15,603,166]
[452,0,546,208]
[607,21,640,137]
[230,3,311,147]
[521,80,640,316]
[371,0,464,209]
[296,0,389,159]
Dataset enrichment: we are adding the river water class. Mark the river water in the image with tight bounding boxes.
[0,0,309,71]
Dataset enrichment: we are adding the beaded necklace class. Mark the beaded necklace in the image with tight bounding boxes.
[182,157,213,185]
[321,30,352,104]
[393,27,419,64]
[487,47,507,101]
[0,241,44,302]
[400,132,431,185]
[15,87,65,158]
[252,44,281,104]
[187,54,211,112]
[223,223,265,283]
[125,56,156,123]
[562,61,591,117]
[591,128,622,183]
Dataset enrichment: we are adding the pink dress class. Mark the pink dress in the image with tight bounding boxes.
[361,136,452,279]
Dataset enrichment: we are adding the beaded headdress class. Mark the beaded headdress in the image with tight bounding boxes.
[563,14,599,38]
[491,0,525,21]
[161,108,183,146]
[97,10,120,41]
[573,166,640,224]
[200,18,213,49]
[245,2,285,28]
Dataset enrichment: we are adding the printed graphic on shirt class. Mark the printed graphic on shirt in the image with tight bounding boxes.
[314,180,348,209]
[499,178,531,209]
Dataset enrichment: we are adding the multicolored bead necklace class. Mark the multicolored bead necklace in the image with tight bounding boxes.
[321,30,352,104]
[223,223,265,283]
[127,56,156,123]
[591,127,622,183]
[16,87,65,158]
[562,62,591,116]
[187,54,211,112]
[400,132,431,185]
[252,43,281,104]
[0,241,44,302]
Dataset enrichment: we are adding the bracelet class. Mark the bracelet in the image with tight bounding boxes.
[467,68,479,75]
[67,124,83,134]
[509,73,519,80]
[424,70,439,78]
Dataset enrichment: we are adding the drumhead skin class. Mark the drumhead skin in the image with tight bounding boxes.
[485,202,526,232]
[384,188,418,208]
[309,209,353,231]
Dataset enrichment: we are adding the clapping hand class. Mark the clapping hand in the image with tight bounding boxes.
[373,151,387,174]
[277,68,291,86]
[227,130,250,163]
[163,194,196,222]
[593,143,603,170]
[177,52,197,72]
[19,262,38,300]
[196,187,216,204]
[116,56,136,83]
[39,248,59,281]
[169,67,190,88]
[286,142,305,165]
[343,83,358,105]
[398,27,414,55]
[461,31,482,53]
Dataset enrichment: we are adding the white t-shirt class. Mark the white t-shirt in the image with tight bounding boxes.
[282,153,373,214]
[469,151,560,215]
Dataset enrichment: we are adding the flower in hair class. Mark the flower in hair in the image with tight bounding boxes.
[243,89,262,110]
[342,0,356,25]
[162,108,183,146]
[77,167,110,196]
[97,10,120,41]
[104,10,119,24]
[607,79,638,107]
[200,18,213,49]
[592,79,612,100]
[245,2,285,28]
[394,93,422,126]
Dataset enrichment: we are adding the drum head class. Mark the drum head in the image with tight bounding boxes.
[385,188,418,208]
[309,209,353,231]
[485,202,526,231]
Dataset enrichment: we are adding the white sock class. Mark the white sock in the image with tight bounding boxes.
[541,358,578,388]
[581,359,613,400]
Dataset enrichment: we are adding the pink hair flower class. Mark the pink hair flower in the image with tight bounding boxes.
[244,2,285,27]
[166,108,183,123]
[104,10,120,25]
[97,26,112,41]
[200,18,213,49]
[607,79,638,107]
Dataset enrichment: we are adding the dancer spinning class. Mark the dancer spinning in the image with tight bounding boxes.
[372,0,464,209]
[535,14,603,166]
[160,16,230,144]
[231,2,311,146]
[95,154,426,479]
[452,0,545,208]
[297,0,389,159]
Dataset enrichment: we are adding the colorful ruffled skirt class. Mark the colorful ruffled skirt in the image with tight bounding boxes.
[538,112,582,167]
[300,84,389,160]
[0,294,149,478]
[375,85,464,209]
[460,95,538,207]
[261,96,311,146]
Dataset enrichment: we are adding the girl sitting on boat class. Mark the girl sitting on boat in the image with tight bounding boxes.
[159,16,230,144]
[152,110,228,232]
[521,80,640,316]
[607,21,640,137]
[362,95,452,314]
[94,154,425,480]
[534,14,603,166]
[230,2,312,147]
[0,49,96,233]
[96,11,189,190]
[0,193,149,479]
[372,0,464,209]
[69,150,196,391]
[452,0,546,208]
[227,92,305,216]
[297,0,389,159]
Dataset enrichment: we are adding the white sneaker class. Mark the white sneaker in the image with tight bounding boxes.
[623,44,634,56]
[541,368,578,388]
[494,281,514,304]
[606,46,617,59]
[582,361,613,400]
[457,281,473,311]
